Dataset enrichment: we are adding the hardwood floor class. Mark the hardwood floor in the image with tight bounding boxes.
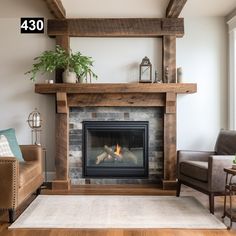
[0,184,236,236]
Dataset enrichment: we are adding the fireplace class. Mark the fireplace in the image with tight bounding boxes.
[82,121,149,178]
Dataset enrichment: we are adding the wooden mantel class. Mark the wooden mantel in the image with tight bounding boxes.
[35,83,196,94]
[35,83,197,190]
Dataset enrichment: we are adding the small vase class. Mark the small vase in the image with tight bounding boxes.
[62,69,78,83]
[177,67,183,83]
[232,164,236,170]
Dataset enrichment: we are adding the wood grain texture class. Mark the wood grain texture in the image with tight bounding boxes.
[163,36,176,83]
[35,83,197,94]
[47,18,184,37]
[55,35,70,83]
[35,83,196,190]
[68,93,165,107]
[164,113,176,181]
[56,92,68,113]
[166,0,188,18]
[165,92,176,114]
[44,0,66,19]
[54,113,70,189]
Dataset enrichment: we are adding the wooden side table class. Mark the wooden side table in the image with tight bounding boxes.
[222,167,236,229]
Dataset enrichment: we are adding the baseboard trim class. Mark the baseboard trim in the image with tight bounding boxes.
[162,180,177,190]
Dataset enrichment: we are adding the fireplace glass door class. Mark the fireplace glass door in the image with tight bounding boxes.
[82,121,149,178]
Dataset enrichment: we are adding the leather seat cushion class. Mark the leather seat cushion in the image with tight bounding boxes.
[19,161,41,188]
[180,161,208,182]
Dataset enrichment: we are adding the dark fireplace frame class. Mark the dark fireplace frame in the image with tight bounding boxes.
[82,121,149,178]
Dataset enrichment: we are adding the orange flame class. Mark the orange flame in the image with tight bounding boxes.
[114,144,121,156]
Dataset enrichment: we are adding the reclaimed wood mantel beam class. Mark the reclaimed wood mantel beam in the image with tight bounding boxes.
[44,0,66,19]
[47,18,184,37]
[166,0,187,18]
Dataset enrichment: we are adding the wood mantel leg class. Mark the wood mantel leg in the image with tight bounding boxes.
[163,93,177,190]
[52,93,71,190]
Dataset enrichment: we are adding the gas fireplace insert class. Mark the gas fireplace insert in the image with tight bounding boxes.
[82,121,149,178]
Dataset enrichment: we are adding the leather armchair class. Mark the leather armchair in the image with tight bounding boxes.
[176,130,236,214]
[0,145,44,222]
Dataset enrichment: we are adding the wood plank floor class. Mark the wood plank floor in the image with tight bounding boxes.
[0,184,236,236]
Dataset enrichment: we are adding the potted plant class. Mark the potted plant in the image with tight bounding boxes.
[25,45,97,83]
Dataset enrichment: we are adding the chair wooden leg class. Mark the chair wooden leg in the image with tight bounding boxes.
[8,209,16,223]
[36,186,41,195]
[176,180,181,197]
[209,193,214,214]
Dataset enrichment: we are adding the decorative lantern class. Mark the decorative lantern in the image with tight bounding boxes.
[139,56,152,83]
[27,108,42,145]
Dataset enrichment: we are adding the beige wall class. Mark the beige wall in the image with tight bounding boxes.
[0,0,55,172]
[0,1,228,175]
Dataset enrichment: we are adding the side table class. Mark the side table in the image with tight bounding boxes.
[222,167,236,229]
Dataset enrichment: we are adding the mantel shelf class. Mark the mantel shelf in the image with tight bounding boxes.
[35,83,197,94]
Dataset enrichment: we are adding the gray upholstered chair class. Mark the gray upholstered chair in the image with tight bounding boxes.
[176,130,236,214]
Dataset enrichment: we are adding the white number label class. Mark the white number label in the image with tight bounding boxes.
[21,18,44,33]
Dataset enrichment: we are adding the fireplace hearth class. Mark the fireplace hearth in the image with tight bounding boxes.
[82,121,149,178]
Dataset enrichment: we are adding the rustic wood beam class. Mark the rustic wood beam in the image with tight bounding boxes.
[55,35,70,83]
[163,112,177,189]
[162,36,176,83]
[48,18,184,37]
[44,0,66,19]
[35,83,197,94]
[53,112,70,190]
[68,93,165,107]
[165,92,176,114]
[166,0,187,18]
[56,92,68,113]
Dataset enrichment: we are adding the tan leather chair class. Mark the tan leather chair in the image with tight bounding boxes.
[176,130,236,214]
[0,145,44,222]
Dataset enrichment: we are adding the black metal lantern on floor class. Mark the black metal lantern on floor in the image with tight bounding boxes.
[139,56,152,83]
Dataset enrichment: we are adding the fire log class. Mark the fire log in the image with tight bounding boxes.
[104,145,122,159]
[96,151,108,165]
[123,148,138,164]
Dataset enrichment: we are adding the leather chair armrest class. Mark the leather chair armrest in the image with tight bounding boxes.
[20,145,43,173]
[208,155,235,192]
[20,145,43,162]
[0,157,19,209]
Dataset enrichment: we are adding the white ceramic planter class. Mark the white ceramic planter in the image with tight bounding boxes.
[62,69,78,83]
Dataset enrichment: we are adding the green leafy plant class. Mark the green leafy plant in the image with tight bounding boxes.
[25,45,97,82]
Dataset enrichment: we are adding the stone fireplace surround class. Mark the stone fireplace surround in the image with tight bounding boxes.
[69,107,164,185]
[35,83,197,190]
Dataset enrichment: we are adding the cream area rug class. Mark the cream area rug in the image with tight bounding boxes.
[9,195,226,229]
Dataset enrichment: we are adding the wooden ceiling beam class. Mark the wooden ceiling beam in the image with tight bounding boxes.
[47,18,184,38]
[44,0,66,19]
[166,0,187,18]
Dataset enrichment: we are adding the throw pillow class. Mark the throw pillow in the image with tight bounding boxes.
[0,135,14,157]
[0,128,24,162]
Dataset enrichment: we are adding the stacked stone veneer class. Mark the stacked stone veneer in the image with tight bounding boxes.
[69,107,164,185]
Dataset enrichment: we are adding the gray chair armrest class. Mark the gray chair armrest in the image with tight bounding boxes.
[177,150,215,178]
[177,150,215,163]
[208,155,235,192]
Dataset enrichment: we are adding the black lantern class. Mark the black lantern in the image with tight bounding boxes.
[139,56,152,83]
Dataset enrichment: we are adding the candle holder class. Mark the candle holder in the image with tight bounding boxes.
[27,108,42,145]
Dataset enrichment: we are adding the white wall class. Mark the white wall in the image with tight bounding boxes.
[176,17,228,150]
[71,38,162,83]
[0,0,55,171]
[0,0,228,175]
